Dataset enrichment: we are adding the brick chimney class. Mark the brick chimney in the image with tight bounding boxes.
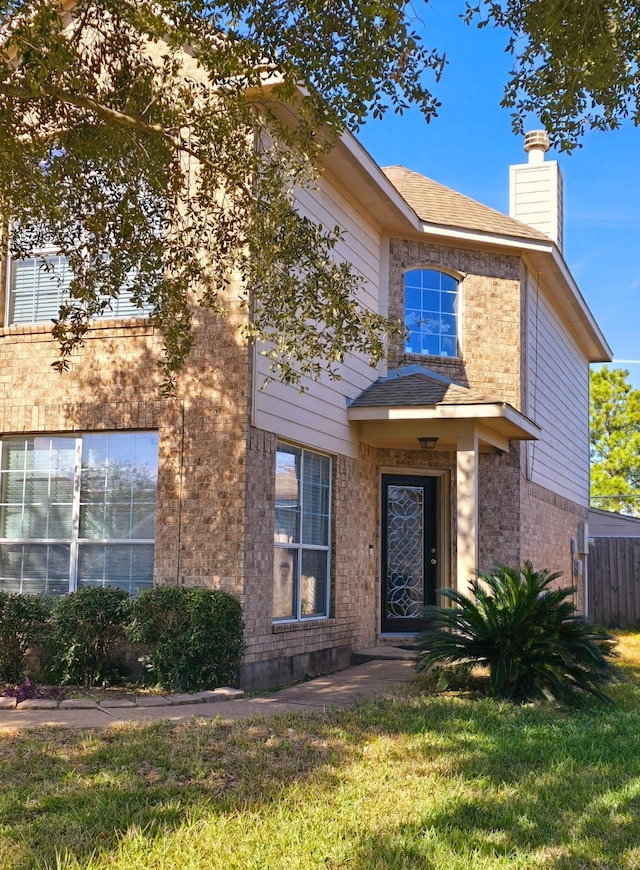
[509,130,564,251]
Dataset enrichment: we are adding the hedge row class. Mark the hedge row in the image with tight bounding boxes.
[0,585,244,692]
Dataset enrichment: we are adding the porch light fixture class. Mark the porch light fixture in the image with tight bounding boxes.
[418,436,438,450]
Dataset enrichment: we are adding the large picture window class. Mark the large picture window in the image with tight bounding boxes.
[404,268,459,357]
[0,431,158,595]
[274,442,331,620]
[6,251,153,326]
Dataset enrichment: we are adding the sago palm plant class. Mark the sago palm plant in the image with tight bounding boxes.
[416,562,615,704]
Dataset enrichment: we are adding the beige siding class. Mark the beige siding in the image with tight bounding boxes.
[524,270,590,503]
[509,162,564,250]
[253,172,383,458]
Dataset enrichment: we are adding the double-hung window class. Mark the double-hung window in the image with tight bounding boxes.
[274,442,331,620]
[404,268,460,357]
[6,249,153,326]
[0,431,158,595]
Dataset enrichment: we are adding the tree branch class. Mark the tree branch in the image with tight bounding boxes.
[0,80,257,200]
[0,80,172,135]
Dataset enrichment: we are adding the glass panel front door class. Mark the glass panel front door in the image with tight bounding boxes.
[381,475,437,633]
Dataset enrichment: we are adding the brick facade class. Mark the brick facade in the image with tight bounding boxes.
[387,238,523,404]
[0,287,252,598]
[385,235,587,603]
[520,478,588,610]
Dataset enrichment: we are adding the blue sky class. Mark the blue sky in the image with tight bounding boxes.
[358,3,640,390]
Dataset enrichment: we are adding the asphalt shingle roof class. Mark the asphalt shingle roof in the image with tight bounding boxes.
[348,366,500,409]
[383,165,551,244]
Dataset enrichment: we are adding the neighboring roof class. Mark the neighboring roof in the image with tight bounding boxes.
[588,508,640,537]
[348,365,495,409]
[383,165,551,244]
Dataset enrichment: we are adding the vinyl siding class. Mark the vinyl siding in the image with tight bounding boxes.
[524,270,590,503]
[253,171,383,459]
[509,163,564,250]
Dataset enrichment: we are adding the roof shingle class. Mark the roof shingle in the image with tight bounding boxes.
[383,165,551,244]
[348,365,500,409]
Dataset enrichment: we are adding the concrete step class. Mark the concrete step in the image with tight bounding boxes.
[352,646,418,665]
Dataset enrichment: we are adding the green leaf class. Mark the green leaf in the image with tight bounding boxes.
[417,562,615,704]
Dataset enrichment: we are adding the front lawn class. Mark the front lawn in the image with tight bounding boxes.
[1,633,640,869]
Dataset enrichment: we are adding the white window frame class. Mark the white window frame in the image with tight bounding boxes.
[4,245,153,327]
[0,431,158,596]
[273,441,332,622]
[404,267,461,359]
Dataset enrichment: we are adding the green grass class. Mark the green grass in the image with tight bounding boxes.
[1,633,640,869]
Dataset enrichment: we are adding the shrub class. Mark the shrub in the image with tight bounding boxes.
[0,592,52,683]
[45,586,132,686]
[128,585,244,692]
[416,562,615,704]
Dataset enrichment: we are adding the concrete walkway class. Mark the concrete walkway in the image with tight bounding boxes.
[0,657,416,731]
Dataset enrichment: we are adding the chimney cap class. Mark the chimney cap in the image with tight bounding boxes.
[524,129,551,154]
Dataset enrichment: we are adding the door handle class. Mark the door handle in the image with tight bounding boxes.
[430,558,437,565]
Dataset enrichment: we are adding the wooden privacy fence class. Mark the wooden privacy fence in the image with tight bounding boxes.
[589,537,640,628]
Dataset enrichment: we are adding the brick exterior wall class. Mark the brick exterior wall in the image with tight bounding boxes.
[240,436,380,688]
[478,445,523,572]
[520,477,588,610]
[238,428,587,687]
[241,437,461,686]
[0,289,252,598]
[386,236,586,605]
[387,238,522,404]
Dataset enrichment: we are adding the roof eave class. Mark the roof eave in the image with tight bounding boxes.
[347,400,541,440]
[247,87,423,234]
[318,131,424,234]
[419,221,553,252]
[524,246,612,363]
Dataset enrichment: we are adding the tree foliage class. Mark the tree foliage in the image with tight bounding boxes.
[590,366,640,516]
[466,1,640,150]
[0,0,441,391]
[1,2,639,389]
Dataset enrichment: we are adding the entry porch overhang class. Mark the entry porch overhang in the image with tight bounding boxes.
[347,367,540,593]
[346,364,540,453]
[347,400,539,453]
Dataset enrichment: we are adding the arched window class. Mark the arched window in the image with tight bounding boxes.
[404,268,459,358]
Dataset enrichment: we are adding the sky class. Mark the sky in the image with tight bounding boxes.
[357,2,640,390]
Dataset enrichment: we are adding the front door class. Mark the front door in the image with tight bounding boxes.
[381,474,438,634]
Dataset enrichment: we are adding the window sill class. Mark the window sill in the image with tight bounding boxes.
[272,617,335,633]
[403,353,463,364]
[0,317,155,339]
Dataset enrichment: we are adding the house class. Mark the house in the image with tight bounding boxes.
[0,124,611,689]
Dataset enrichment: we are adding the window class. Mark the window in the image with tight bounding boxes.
[6,250,153,326]
[0,432,158,595]
[404,268,459,357]
[274,442,331,620]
